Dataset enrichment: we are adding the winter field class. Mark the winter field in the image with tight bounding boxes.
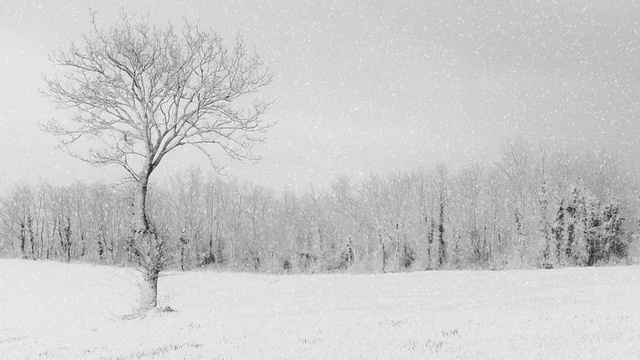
[1,260,639,359]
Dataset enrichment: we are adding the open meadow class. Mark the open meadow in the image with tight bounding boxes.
[1,259,639,359]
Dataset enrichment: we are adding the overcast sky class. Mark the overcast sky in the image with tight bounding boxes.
[1,0,639,194]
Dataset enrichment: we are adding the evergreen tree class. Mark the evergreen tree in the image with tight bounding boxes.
[603,201,625,260]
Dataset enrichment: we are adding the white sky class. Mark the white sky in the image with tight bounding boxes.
[1,0,639,194]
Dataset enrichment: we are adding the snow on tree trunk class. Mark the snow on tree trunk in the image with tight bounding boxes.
[135,174,150,232]
[132,170,165,312]
[140,269,160,311]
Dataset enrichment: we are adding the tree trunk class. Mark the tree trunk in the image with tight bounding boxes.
[140,269,160,311]
[135,173,151,231]
[134,168,159,312]
[379,230,386,273]
[438,201,446,268]
[39,228,45,260]
[19,221,27,259]
[394,232,399,270]
[426,216,434,270]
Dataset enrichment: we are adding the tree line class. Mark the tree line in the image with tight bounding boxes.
[1,142,638,272]
[32,11,638,311]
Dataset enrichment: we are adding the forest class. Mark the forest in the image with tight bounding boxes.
[2,141,638,273]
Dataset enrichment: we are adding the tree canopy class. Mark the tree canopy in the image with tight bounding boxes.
[43,13,273,182]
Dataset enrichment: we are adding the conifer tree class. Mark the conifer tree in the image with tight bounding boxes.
[603,201,625,260]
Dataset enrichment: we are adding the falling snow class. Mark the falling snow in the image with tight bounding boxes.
[1,1,640,358]
[0,0,639,192]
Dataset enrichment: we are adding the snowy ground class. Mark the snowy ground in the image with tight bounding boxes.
[1,260,639,359]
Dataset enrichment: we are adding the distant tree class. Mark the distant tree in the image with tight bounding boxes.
[553,200,566,264]
[225,179,247,267]
[602,201,625,260]
[2,185,37,259]
[169,168,205,271]
[200,176,227,266]
[538,180,553,267]
[496,141,535,266]
[43,13,272,311]
[26,214,36,260]
[583,198,626,265]
[458,164,487,266]
[87,184,109,262]
[414,170,435,270]
[584,198,602,266]
[565,199,577,262]
[424,216,435,269]
[484,169,507,266]
[565,183,589,264]
[329,176,360,268]
[71,183,89,259]
[58,217,73,263]
[379,174,413,271]
[359,174,388,272]
[434,164,449,268]
[243,183,275,270]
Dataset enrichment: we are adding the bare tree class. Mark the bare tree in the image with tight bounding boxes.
[458,163,488,266]
[42,13,273,311]
[495,140,534,266]
[434,164,449,268]
[0,185,33,258]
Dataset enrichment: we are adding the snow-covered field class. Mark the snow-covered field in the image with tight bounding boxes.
[1,260,639,359]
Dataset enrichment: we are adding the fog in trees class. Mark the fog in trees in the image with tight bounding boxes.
[2,143,638,273]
